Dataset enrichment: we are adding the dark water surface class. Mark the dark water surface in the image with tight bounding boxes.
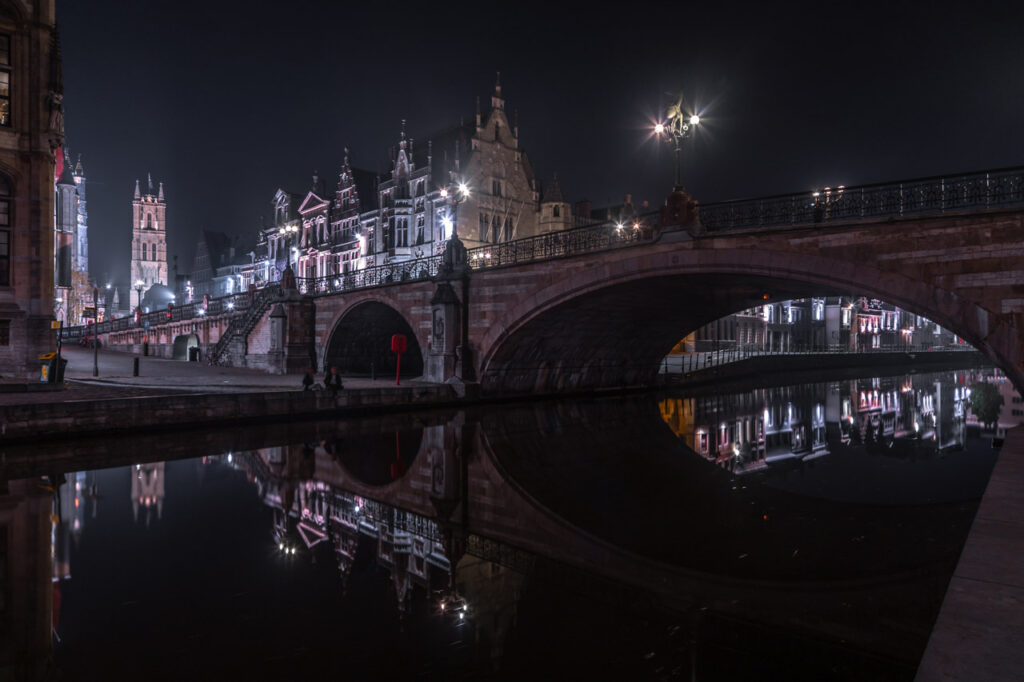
[1,367,1006,680]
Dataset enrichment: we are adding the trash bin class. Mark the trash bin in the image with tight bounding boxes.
[188,347,200,362]
[38,353,66,383]
[39,352,55,382]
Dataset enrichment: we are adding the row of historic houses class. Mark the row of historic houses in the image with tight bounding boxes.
[248,77,573,289]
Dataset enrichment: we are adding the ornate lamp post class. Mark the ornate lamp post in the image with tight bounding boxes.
[134,279,145,312]
[654,94,701,189]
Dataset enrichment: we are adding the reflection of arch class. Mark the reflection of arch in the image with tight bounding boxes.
[334,428,423,486]
[325,301,423,377]
[481,247,1020,394]
[172,333,199,361]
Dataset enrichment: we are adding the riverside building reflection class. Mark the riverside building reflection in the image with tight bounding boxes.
[0,366,1017,679]
[658,368,989,475]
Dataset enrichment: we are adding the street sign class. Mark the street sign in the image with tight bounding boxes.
[50,320,61,329]
[83,307,97,318]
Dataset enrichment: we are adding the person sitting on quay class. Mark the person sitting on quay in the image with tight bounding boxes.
[324,365,344,396]
[302,367,323,392]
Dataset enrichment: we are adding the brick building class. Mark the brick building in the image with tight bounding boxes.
[0,1,62,378]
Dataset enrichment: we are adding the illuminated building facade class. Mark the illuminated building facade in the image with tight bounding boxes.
[129,175,168,310]
[0,0,62,377]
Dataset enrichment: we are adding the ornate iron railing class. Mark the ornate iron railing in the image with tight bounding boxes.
[208,283,281,365]
[699,165,1024,231]
[465,213,658,270]
[296,254,442,296]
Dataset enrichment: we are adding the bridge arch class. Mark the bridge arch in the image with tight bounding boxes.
[324,299,424,378]
[479,245,1018,394]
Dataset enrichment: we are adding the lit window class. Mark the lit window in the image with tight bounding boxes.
[0,35,10,127]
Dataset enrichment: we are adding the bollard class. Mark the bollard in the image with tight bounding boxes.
[133,357,140,377]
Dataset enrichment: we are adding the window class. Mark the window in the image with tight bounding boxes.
[491,215,501,243]
[553,205,560,218]
[416,215,424,244]
[0,173,7,285]
[479,213,489,242]
[146,214,153,229]
[0,319,8,345]
[0,35,10,127]
[141,243,147,260]
[492,179,502,197]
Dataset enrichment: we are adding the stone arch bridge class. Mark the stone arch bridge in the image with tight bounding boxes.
[79,166,1024,394]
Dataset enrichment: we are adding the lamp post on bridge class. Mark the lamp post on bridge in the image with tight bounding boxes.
[134,279,145,313]
[653,93,701,190]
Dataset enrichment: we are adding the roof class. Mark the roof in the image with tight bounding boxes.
[543,174,564,203]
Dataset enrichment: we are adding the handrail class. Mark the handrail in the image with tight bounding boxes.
[699,166,1024,231]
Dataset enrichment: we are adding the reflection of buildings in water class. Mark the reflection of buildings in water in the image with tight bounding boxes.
[131,462,165,526]
[660,369,1001,470]
[454,554,525,671]
[0,479,55,678]
[53,471,97,582]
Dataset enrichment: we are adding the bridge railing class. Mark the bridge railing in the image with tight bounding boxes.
[296,254,442,295]
[59,289,258,341]
[698,165,1024,231]
[465,212,659,270]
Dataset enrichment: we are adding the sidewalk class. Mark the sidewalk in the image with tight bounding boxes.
[0,346,440,406]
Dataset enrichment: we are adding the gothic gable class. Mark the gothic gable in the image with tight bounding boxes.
[297,191,329,216]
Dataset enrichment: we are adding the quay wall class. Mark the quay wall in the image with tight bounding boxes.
[0,385,458,443]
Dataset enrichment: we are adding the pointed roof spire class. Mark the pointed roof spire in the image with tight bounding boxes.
[134,179,141,199]
[343,145,349,167]
[158,182,164,201]
[544,173,564,203]
[74,153,83,176]
[491,71,504,111]
[475,96,481,126]
[147,172,154,194]
[57,148,75,185]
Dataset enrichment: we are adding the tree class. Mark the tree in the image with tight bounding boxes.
[969,381,1004,428]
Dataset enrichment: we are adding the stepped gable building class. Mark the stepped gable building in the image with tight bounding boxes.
[130,174,168,310]
[0,1,63,378]
[253,76,555,286]
[53,148,76,322]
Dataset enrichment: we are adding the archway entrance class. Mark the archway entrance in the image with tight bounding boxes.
[325,302,423,378]
[172,334,199,361]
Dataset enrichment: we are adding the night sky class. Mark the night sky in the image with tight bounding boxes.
[60,1,1023,286]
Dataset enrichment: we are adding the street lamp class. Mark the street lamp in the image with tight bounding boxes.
[438,180,471,240]
[134,279,145,311]
[278,223,299,267]
[654,94,701,189]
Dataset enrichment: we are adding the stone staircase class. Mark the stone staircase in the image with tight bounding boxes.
[208,284,280,366]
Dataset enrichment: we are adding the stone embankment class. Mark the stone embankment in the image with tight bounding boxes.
[0,385,458,444]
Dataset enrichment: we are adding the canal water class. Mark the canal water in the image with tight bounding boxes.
[2,366,1007,680]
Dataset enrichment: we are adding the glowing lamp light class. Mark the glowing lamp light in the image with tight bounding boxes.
[458,182,470,197]
[689,114,700,126]
[654,123,665,134]
[439,187,449,199]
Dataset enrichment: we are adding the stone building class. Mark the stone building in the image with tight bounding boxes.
[253,76,555,285]
[0,1,62,378]
[130,174,168,310]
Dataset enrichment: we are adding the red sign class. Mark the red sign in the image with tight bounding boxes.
[390,334,407,386]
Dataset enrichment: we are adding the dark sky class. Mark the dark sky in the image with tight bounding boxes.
[60,1,1023,285]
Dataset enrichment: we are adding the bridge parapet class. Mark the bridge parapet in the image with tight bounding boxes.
[699,165,1024,231]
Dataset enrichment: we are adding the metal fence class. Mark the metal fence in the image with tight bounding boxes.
[699,166,1024,231]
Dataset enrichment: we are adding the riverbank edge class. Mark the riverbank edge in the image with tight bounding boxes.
[0,350,995,444]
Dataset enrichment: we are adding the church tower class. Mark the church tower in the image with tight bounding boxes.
[130,174,167,310]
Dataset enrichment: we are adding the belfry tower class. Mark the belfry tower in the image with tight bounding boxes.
[130,174,167,310]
